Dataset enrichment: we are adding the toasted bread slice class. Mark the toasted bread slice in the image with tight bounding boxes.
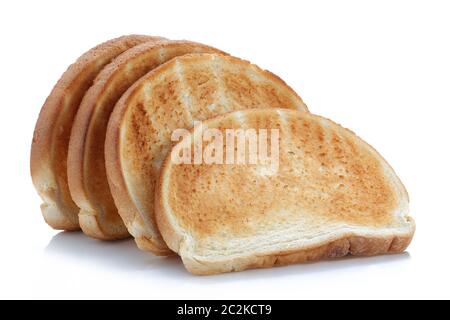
[155,109,415,275]
[105,54,307,254]
[68,40,224,240]
[30,35,162,231]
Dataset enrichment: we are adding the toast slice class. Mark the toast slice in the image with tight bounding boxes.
[31,35,163,231]
[68,40,224,240]
[155,109,415,275]
[105,53,308,254]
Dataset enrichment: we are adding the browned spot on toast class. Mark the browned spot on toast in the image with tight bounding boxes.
[167,111,398,239]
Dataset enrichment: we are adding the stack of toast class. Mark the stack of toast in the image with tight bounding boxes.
[31,35,415,275]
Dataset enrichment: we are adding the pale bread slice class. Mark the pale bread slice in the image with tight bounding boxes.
[105,53,307,254]
[31,35,162,231]
[155,108,415,275]
[68,40,224,240]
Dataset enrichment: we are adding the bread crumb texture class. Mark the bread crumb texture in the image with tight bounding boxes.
[167,110,406,244]
[122,54,306,231]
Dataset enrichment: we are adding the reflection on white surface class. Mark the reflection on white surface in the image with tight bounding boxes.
[45,231,186,274]
[45,231,411,280]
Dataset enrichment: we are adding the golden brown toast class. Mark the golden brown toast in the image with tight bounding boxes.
[30,35,162,230]
[67,40,224,240]
[105,53,308,254]
[155,109,415,275]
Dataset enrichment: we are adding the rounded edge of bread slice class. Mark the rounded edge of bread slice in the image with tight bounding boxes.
[30,35,162,231]
[67,40,225,241]
[105,53,308,255]
[155,108,415,275]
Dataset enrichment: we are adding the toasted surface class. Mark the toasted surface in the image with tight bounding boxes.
[155,109,415,275]
[30,35,161,230]
[68,40,224,240]
[105,53,307,254]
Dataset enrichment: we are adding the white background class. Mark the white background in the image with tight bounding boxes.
[0,0,448,299]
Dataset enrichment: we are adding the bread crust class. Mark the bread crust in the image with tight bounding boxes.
[68,40,223,241]
[181,231,415,275]
[105,68,175,255]
[155,108,415,275]
[30,35,160,230]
